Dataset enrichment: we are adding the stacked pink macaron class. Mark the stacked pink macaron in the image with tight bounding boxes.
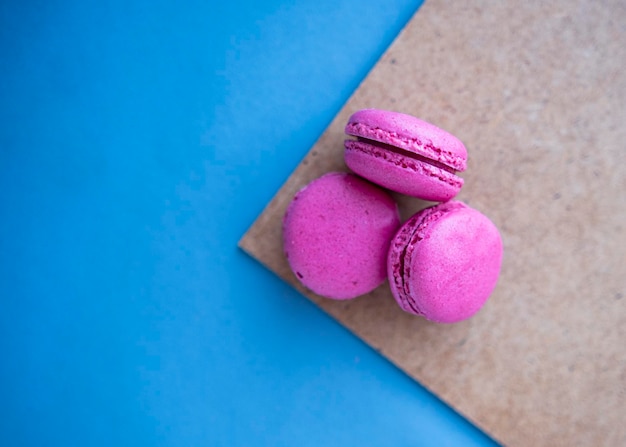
[282,108,503,324]
[344,109,467,202]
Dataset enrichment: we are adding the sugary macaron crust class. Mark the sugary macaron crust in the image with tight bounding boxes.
[388,201,503,323]
[283,172,400,300]
[344,109,468,201]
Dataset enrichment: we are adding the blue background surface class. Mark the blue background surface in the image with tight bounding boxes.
[1,1,499,445]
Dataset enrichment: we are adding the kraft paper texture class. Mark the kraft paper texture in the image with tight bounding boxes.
[239,1,626,445]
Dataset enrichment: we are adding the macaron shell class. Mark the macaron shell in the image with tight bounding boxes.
[283,172,400,300]
[344,139,463,202]
[388,202,503,323]
[345,109,467,171]
[387,201,467,316]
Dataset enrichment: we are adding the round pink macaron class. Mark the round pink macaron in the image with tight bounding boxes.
[344,109,467,202]
[387,201,503,323]
[283,172,400,300]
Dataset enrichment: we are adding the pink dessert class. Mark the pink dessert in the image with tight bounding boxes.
[283,172,400,300]
[387,201,503,323]
[344,109,467,202]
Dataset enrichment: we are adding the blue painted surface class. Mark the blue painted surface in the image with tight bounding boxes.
[0,1,499,445]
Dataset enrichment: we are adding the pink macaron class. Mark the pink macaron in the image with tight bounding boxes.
[344,109,467,202]
[283,172,400,300]
[388,201,503,323]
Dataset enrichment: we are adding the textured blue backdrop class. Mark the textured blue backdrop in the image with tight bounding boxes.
[1,1,498,445]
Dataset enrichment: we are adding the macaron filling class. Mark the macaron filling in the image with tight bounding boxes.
[345,121,467,172]
[344,139,463,187]
[355,137,457,173]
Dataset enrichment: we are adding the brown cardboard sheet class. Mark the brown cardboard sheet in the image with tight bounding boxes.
[239,1,626,445]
